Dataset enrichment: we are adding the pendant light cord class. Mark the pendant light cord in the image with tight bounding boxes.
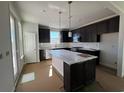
[68,1,72,31]
[59,11,62,31]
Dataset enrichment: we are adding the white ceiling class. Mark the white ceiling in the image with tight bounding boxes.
[15,1,116,30]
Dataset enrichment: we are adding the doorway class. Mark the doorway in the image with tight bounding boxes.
[24,32,37,63]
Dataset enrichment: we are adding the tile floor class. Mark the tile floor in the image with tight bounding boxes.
[16,60,124,92]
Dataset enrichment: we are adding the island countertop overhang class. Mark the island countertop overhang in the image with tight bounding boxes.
[50,49,97,65]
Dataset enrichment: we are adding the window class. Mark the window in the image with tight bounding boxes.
[50,31,60,44]
[10,15,18,80]
[18,22,24,58]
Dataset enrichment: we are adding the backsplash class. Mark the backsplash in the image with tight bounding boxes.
[39,43,70,49]
[69,43,100,50]
[39,42,99,50]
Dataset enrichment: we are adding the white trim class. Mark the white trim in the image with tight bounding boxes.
[12,62,24,92]
[12,87,15,92]
[99,62,117,70]
[72,14,118,30]
[110,1,124,14]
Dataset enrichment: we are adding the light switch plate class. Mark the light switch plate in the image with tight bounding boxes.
[0,53,3,59]
[6,51,9,56]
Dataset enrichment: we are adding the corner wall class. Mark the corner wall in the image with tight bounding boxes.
[110,1,124,77]
[0,2,14,91]
[100,32,118,69]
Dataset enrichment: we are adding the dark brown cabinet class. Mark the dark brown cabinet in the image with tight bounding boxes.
[64,59,96,91]
[85,24,97,42]
[71,16,119,42]
[79,28,85,42]
[72,24,98,42]
[97,20,108,34]
[61,30,72,42]
[97,16,119,34]
[39,28,50,43]
[39,50,46,61]
[108,16,119,33]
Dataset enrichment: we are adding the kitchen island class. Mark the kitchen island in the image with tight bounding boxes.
[50,49,97,91]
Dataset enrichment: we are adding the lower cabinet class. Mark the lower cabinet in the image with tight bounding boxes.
[39,50,46,61]
[39,50,52,61]
[52,48,71,50]
[64,59,96,92]
[76,50,100,65]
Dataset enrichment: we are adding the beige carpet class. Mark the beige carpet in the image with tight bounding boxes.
[16,60,124,92]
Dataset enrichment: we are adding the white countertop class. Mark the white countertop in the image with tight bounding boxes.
[50,49,97,65]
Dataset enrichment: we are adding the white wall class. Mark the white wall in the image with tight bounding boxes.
[109,2,124,77]
[117,13,124,77]
[0,1,24,91]
[0,2,15,91]
[23,22,39,62]
[100,32,118,69]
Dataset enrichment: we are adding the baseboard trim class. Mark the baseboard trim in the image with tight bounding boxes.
[99,62,117,70]
[13,63,25,92]
[52,66,63,81]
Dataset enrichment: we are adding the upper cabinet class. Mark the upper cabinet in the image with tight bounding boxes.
[97,16,119,34]
[61,30,72,42]
[108,16,119,33]
[97,20,108,35]
[72,16,119,42]
[39,26,50,43]
[72,24,98,42]
[85,24,97,42]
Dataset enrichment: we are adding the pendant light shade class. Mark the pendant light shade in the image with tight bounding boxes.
[68,31,72,37]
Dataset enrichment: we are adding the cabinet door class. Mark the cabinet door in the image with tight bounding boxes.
[61,31,72,42]
[85,24,97,42]
[80,27,89,42]
[40,50,45,61]
[39,28,50,43]
[97,21,108,35]
[108,16,119,33]
[80,28,85,42]
[84,59,96,84]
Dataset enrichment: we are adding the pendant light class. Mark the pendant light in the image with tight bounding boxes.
[68,1,72,37]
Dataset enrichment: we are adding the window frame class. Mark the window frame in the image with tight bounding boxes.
[50,31,60,44]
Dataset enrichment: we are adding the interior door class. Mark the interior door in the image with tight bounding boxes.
[24,32,37,63]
